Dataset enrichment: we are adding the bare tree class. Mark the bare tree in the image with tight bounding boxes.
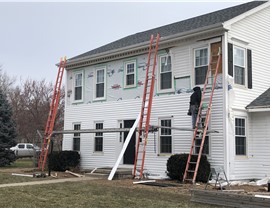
[0,67,16,94]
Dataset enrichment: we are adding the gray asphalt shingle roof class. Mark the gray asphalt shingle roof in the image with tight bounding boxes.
[70,1,266,61]
[247,88,270,109]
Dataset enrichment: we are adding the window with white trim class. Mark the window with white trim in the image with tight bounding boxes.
[95,122,103,152]
[235,118,246,155]
[159,118,172,154]
[233,46,245,85]
[73,124,81,151]
[159,55,173,91]
[124,61,136,88]
[95,68,105,99]
[195,48,208,85]
[74,72,83,101]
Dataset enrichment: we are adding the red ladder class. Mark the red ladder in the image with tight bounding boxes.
[38,57,66,171]
[133,34,160,179]
[183,48,222,183]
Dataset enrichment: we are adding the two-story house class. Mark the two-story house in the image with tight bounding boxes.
[62,1,270,180]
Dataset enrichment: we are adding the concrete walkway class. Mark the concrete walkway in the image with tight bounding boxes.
[0,176,99,188]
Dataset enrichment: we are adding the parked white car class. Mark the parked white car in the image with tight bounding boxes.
[10,143,41,158]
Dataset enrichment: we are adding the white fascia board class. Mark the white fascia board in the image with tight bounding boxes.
[247,107,270,112]
[66,23,224,68]
[223,1,270,30]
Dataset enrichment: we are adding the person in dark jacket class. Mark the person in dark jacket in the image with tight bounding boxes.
[187,86,201,128]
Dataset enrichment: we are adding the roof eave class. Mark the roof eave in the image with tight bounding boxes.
[246,106,270,112]
[64,23,225,69]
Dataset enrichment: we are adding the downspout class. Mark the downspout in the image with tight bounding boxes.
[223,31,230,180]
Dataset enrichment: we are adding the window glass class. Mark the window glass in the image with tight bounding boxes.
[235,118,246,155]
[125,62,135,86]
[74,73,82,101]
[96,69,105,98]
[195,48,208,85]
[73,124,81,151]
[95,123,103,152]
[18,144,25,149]
[159,56,172,90]
[233,47,245,85]
[26,144,33,149]
[160,119,172,154]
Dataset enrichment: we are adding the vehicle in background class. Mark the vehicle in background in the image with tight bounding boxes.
[10,143,41,158]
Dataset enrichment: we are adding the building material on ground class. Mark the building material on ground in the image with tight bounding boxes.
[65,170,84,177]
[191,189,270,208]
[255,195,270,199]
[108,113,141,180]
[90,167,97,174]
[12,173,34,177]
[133,180,156,184]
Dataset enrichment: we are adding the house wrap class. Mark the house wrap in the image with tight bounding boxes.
[62,1,270,180]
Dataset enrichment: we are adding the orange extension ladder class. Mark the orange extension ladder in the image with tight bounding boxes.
[38,57,66,171]
[133,34,160,179]
[183,48,222,183]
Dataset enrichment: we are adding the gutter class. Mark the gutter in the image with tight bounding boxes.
[63,23,225,69]
[246,106,270,112]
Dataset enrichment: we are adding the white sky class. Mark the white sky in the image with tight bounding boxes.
[0,0,250,83]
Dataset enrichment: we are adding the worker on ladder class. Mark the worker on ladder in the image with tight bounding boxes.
[187,86,201,129]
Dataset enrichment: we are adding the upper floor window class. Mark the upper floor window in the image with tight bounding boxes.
[159,118,172,154]
[73,123,81,151]
[233,47,245,85]
[95,122,103,152]
[124,61,136,88]
[235,118,246,156]
[74,72,83,101]
[159,55,173,91]
[195,48,208,85]
[95,67,106,100]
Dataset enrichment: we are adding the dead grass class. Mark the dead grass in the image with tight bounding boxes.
[0,179,222,208]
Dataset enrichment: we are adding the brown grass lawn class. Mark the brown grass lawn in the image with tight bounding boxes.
[0,179,224,208]
[0,159,223,207]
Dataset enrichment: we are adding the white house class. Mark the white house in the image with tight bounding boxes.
[62,1,270,180]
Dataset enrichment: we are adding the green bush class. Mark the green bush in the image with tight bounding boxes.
[48,151,80,171]
[167,153,210,182]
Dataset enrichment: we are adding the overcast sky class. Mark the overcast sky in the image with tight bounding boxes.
[0,0,250,84]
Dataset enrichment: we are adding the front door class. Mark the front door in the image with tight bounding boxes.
[123,120,136,164]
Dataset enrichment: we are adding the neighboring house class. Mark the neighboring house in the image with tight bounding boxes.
[62,1,270,180]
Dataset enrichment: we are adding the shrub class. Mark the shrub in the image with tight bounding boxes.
[48,151,80,171]
[167,153,210,183]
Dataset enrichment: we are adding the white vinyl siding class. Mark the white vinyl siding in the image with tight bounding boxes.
[124,61,136,88]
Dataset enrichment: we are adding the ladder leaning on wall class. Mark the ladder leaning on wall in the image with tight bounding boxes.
[38,57,66,171]
[183,48,222,184]
[133,34,160,179]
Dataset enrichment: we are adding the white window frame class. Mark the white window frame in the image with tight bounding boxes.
[73,71,83,102]
[158,117,173,155]
[124,61,136,88]
[158,54,174,93]
[234,117,247,156]
[233,46,247,87]
[94,67,106,101]
[73,123,81,151]
[94,122,104,153]
[194,47,209,86]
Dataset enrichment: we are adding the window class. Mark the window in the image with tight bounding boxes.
[195,48,208,85]
[95,68,105,99]
[73,124,81,151]
[233,47,245,85]
[235,118,246,155]
[159,55,173,91]
[195,117,209,155]
[160,119,172,154]
[95,122,103,152]
[124,61,136,88]
[74,72,83,101]
[18,144,25,149]
[26,144,33,149]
